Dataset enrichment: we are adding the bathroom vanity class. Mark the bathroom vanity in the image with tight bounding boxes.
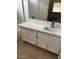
[19,19,61,55]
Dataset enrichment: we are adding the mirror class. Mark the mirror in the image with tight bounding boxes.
[28,0,50,21]
[28,0,61,22]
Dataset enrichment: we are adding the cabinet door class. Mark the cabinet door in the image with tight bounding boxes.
[37,37,48,49]
[28,30,36,44]
[48,36,61,54]
[21,28,28,41]
[37,32,48,49]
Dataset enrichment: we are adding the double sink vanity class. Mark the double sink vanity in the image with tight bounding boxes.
[19,19,61,55]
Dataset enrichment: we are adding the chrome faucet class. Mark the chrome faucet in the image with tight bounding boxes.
[51,22,54,27]
[51,21,56,28]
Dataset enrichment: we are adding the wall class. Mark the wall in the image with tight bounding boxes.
[17,0,24,40]
[23,0,29,21]
[17,0,24,24]
[17,0,29,40]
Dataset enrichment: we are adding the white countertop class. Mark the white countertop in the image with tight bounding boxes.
[19,19,61,37]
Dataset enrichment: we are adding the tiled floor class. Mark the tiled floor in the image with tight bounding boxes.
[17,39,58,59]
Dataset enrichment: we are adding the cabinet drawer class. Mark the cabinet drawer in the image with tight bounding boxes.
[37,32,48,39]
[49,35,61,42]
[21,28,27,31]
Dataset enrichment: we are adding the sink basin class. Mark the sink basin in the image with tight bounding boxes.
[44,24,61,35]
[44,26,61,35]
[44,23,61,32]
[44,27,56,32]
[26,22,45,29]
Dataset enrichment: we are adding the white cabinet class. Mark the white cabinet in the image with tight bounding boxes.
[28,30,36,45]
[21,28,28,41]
[21,28,37,44]
[20,27,61,54]
[37,32,48,49]
[47,35,61,54]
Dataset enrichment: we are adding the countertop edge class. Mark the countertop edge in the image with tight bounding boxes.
[19,25,61,38]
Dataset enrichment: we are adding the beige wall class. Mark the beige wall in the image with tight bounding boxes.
[17,0,24,32]
[17,0,29,30]
[17,0,24,24]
